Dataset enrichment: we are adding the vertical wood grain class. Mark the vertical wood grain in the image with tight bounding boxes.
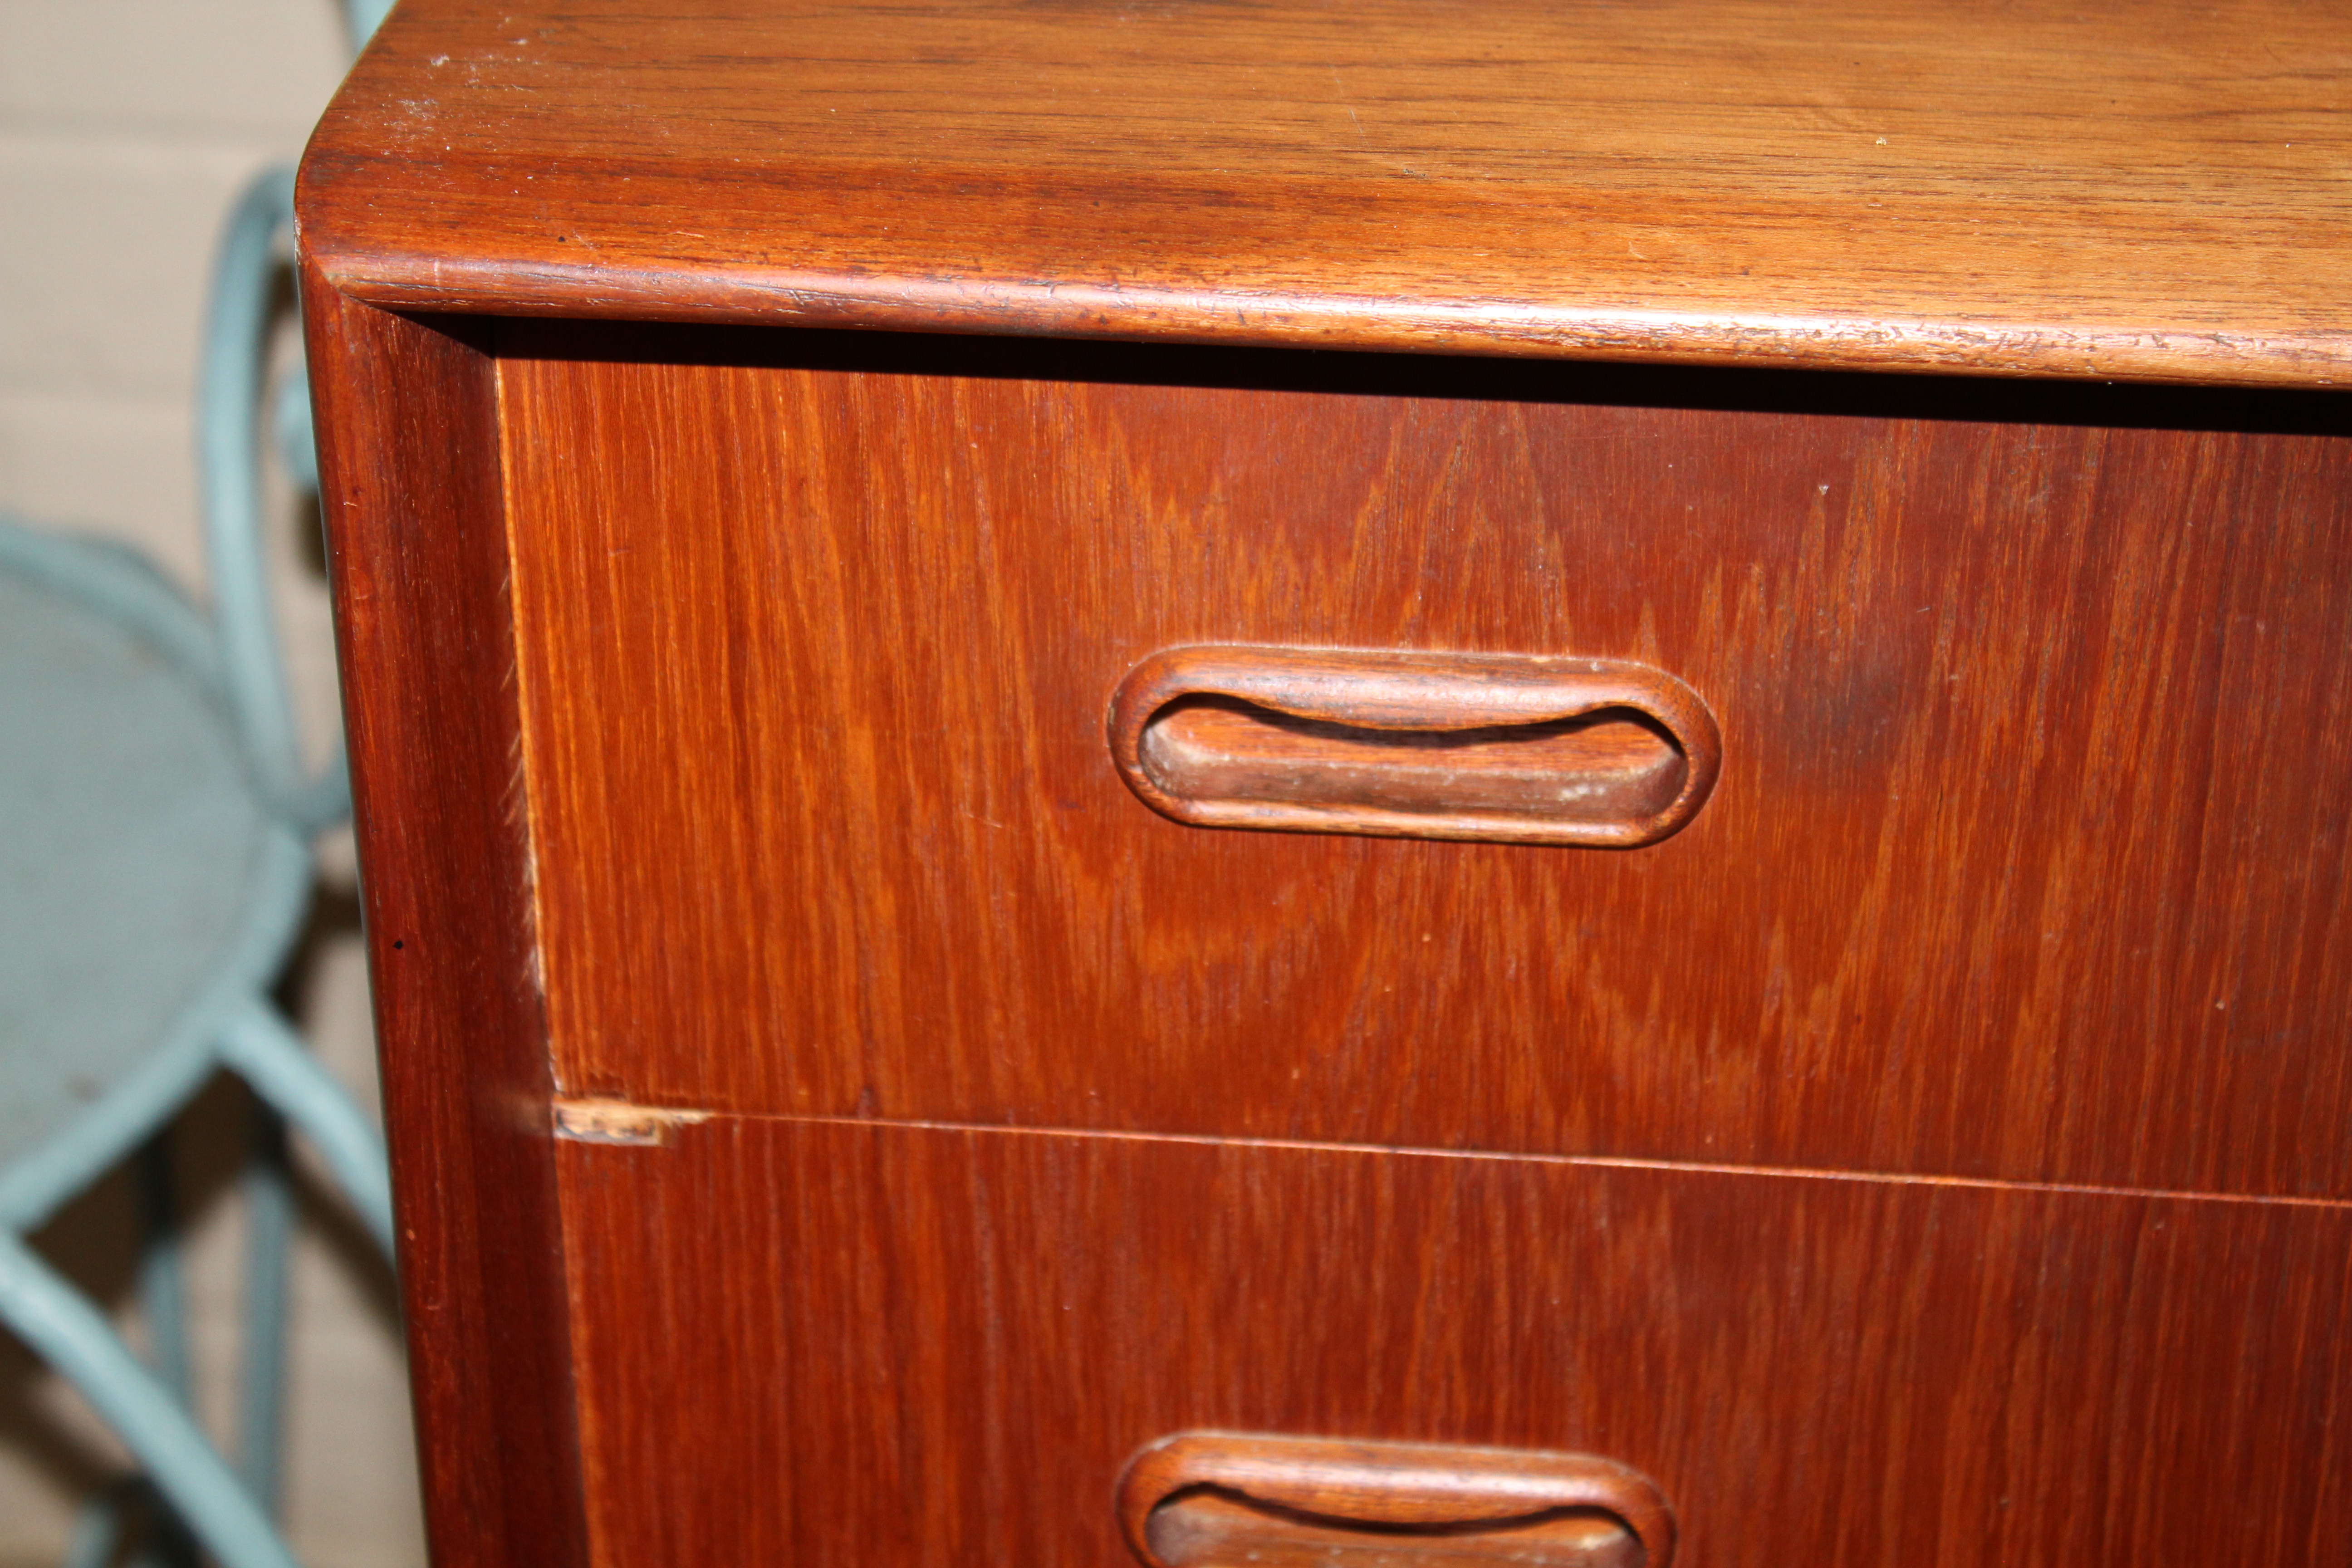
[555,1116,2352,1568]
[499,325,2352,1200]
[301,276,588,1568]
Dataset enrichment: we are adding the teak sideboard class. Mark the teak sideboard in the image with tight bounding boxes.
[297,3,2352,1566]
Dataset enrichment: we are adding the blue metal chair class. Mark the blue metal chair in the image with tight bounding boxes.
[0,5,399,1563]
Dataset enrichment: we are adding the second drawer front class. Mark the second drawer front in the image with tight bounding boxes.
[554,1115,2352,1568]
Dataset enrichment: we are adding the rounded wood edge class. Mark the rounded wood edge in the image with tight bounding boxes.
[1115,1432,1677,1568]
[307,243,2352,394]
[1106,645,1723,848]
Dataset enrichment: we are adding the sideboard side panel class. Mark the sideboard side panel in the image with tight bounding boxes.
[301,278,589,1568]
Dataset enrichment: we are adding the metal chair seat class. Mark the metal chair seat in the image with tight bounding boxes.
[2,14,398,1566]
[0,143,394,1568]
[0,524,309,1185]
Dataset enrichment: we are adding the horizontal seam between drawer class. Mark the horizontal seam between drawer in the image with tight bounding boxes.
[550,1098,2352,1210]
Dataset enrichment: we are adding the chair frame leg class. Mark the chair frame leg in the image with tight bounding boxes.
[62,1475,135,1568]
[133,1139,193,1410]
[0,1230,299,1568]
[215,1000,395,1257]
[132,1140,202,1568]
[239,1104,294,1516]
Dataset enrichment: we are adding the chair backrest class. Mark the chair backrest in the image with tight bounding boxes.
[195,0,392,836]
[346,0,396,40]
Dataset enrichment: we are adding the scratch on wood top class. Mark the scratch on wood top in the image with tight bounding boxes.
[553,1098,713,1147]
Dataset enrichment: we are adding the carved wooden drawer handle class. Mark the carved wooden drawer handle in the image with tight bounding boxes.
[1117,1433,1677,1568]
[1108,646,1720,846]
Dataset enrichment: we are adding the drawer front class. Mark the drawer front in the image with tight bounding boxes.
[554,1117,2352,1568]
[498,322,2352,1198]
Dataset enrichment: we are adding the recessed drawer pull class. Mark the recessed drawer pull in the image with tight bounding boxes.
[1117,1433,1676,1568]
[1108,646,1720,846]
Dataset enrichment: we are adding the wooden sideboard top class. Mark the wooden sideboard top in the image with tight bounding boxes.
[298,0,2352,387]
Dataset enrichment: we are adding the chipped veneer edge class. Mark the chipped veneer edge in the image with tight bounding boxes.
[553,1097,715,1147]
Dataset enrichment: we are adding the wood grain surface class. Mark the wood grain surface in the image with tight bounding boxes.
[497,323,2352,1200]
[297,0,2352,386]
[301,6,2352,1559]
[1115,1432,1673,1568]
[551,1114,2352,1568]
[1133,1495,1637,1568]
[1107,646,1720,847]
[1137,1490,1641,1568]
[301,280,589,1568]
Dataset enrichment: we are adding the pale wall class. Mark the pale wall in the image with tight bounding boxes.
[0,2,423,1563]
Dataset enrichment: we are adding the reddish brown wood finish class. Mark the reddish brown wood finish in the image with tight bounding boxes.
[299,0,2352,387]
[1139,1490,1640,1568]
[1116,1432,1674,1568]
[552,1115,2352,1568]
[1108,647,1719,846]
[496,325,2352,1200]
[301,277,588,1568]
[297,9,2352,1562]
